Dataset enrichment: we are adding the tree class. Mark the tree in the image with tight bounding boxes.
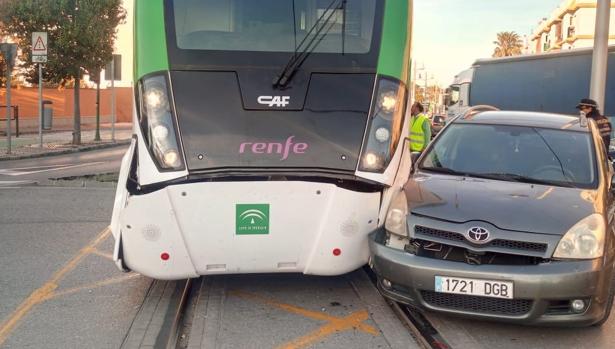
[90,66,103,141]
[0,54,6,88]
[492,31,524,58]
[0,0,126,144]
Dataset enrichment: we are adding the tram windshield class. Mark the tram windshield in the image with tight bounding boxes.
[171,0,377,54]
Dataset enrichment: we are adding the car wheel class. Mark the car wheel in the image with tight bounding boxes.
[593,271,615,326]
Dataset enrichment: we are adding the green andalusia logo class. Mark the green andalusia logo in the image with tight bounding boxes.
[236,204,270,235]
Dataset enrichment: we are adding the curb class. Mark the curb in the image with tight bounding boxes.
[0,139,131,162]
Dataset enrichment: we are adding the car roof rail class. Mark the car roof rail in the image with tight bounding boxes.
[447,105,500,123]
[461,105,500,119]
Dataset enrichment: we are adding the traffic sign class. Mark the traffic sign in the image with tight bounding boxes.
[0,43,18,69]
[32,32,48,62]
[32,55,47,63]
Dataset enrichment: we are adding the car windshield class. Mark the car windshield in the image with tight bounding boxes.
[419,124,598,188]
[172,0,377,54]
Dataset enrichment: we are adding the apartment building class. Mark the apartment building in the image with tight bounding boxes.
[531,0,615,53]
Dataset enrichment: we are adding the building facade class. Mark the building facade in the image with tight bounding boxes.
[531,0,615,53]
[98,0,134,89]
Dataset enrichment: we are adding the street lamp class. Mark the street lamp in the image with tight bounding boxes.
[589,0,611,112]
[411,62,445,115]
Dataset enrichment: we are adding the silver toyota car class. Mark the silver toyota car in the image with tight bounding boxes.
[369,110,615,326]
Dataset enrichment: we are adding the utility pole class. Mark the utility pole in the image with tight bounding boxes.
[411,60,417,103]
[589,0,611,112]
[38,63,43,147]
[425,71,429,109]
[32,32,48,148]
[111,57,116,142]
[5,63,10,154]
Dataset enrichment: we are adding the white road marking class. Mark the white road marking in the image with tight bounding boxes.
[0,180,38,187]
[0,162,105,176]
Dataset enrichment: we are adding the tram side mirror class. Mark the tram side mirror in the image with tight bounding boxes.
[404,137,422,172]
[411,152,421,166]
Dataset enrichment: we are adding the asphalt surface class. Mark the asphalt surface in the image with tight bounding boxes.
[425,308,615,349]
[0,145,129,185]
[0,185,151,348]
[3,145,615,348]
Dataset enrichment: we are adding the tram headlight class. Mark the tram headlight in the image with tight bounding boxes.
[359,76,407,173]
[152,125,169,139]
[361,152,385,170]
[378,90,400,116]
[163,149,181,168]
[138,74,185,171]
[145,86,168,112]
[385,190,408,237]
[375,127,391,143]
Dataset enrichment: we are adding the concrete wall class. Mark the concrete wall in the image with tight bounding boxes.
[0,87,133,122]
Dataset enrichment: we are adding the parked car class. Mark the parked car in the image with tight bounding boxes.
[369,109,615,326]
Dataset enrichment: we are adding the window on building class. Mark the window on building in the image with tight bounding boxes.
[568,15,576,38]
[104,54,122,81]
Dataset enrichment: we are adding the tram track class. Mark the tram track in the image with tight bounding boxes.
[120,279,194,349]
[361,267,451,349]
[388,302,451,349]
[122,270,442,349]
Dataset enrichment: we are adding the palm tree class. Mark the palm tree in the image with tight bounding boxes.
[492,31,524,57]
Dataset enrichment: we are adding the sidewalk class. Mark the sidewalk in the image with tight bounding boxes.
[0,123,133,161]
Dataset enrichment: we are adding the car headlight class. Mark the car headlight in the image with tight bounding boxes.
[385,190,408,237]
[553,214,605,259]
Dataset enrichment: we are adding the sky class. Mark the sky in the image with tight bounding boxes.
[413,0,564,86]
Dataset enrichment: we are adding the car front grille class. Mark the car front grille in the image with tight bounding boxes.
[415,226,466,242]
[421,291,532,316]
[408,239,544,265]
[488,239,547,252]
[415,225,548,253]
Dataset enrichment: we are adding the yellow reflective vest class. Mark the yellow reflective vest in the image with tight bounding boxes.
[409,113,429,152]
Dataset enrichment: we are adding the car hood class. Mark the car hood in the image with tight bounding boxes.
[405,172,600,236]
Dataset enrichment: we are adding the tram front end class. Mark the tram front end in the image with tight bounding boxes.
[110,0,412,279]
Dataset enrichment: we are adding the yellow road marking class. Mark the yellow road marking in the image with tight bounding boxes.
[230,290,379,349]
[90,249,114,261]
[278,311,376,349]
[230,290,337,322]
[0,227,111,346]
[42,273,140,302]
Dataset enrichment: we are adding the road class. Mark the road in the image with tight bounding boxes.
[0,185,150,348]
[0,145,128,186]
[2,146,615,349]
[0,147,420,349]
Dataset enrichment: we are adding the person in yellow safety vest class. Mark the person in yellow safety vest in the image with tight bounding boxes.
[409,102,431,152]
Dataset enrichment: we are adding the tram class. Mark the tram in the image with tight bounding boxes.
[111,0,412,279]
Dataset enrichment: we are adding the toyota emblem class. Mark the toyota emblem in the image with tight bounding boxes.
[467,227,490,243]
